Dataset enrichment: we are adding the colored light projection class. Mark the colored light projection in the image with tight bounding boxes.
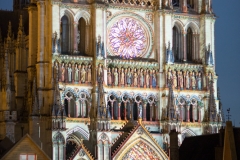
[122,141,161,160]
[108,18,147,59]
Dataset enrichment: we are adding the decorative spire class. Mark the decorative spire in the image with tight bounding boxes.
[167,80,175,120]
[7,21,12,38]
[18,15,23,32]
[208,80,216,122]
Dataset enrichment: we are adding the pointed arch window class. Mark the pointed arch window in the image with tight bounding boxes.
[78,18,87,55]
[172,26,181,61]
[186,28,193,61]
[61,15,70,54]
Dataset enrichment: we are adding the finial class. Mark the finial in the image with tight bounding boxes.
[226,108,231,121]
[18,15,23,31]
[7,21,12,37]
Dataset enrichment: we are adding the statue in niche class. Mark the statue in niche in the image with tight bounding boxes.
[146,69,150,88]
[113,68,118,86]
[54,61,58,80]
[205,44,214,66]
[191,72,196,89]
[152,69,157,88]
[81,65,86,83]
[126,68,132,86]
[96,35,105,58]
[140,69,144,87]
[87,64,91,83]
[172,71,177,88]
[53,31,58,53]
[107,68,112,86]
[75,64,79,82]
[61,63,65,82]
[120,68,125,86]
[185,71,190,89]
[179,71,184,90]
[197,72,202,90]
[166,42,174,64]
[98,64,103,80]
[138,104,143,119]
[133,69,138,87]
[68,64,72,82]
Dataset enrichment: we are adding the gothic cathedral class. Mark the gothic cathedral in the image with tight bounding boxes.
[0,0,222,159]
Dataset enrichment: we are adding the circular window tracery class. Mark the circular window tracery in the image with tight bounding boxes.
[108,17,149,59]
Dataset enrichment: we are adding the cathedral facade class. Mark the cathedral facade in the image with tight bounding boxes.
[0,0,223,159]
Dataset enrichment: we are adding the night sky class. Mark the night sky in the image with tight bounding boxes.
[0,0,240,126]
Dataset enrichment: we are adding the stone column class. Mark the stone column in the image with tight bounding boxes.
[75,100,78,118]
[124,102,127,120]
[68,99,71,117]
[180,105,183,122]
[143,103,147,121]
[150,104,153,121]
[192,105,195,122]
[155,104,159,121]
[187,105,190,122]
[118,102,121,120]
[111,102,114,120]
[81,101,85,118]
[198,106,201,122]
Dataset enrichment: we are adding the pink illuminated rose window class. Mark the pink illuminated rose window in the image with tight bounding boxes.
[109,18,147,59]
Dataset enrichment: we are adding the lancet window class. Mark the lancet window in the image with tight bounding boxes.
[186,28,193,61]
[78,18,86,55]
[172,26,182,61]
[53,132,65,160]
[61,15,71,54]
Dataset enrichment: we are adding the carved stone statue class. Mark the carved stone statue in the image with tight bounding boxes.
[206,44,214,66]
[75,64,79,82]
[61,63,65,82]
[191,72,196,89]
[185,71,190,89]
[120,68,125,85]
[152,70,157,88]
[68,64,72,82]
[133,70,138,87]
[179,72,183,90]
[107,68,112,86]
[87,64,91,83]
[126,68,132,86]
[146,69,150,88]
[98,64,103,80]
[113,68,118,86]
[81,65,86,83]
[172,71,177,88]
[140,69,144,87]
[197,72,202,90]
[166,42,174,64]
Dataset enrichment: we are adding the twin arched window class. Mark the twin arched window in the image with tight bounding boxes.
[60,14,89,55]
[172,24,199,63]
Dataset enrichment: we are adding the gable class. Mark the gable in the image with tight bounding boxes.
[113,126,168,160]
[1,135,50,160]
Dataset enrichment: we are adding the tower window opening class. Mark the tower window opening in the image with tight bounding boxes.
[186,28,193,62]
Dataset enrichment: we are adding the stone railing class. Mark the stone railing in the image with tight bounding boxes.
[106,0,155,7]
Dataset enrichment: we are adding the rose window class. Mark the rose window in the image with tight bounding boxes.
[108,18,148,59]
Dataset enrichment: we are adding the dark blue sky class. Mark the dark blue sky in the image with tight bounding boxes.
[0,1,240,126]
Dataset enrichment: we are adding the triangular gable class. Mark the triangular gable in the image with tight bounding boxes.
[1,134,51,160]
[73,145,94,160]
[113,123,168,160]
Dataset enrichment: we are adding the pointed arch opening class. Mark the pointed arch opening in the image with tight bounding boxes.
[186,27,193,61]
[78,18,87,55]
[61,15,70,54]
[172,26,181,61]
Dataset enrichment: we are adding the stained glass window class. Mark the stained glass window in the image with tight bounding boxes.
[108,18,147,59]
